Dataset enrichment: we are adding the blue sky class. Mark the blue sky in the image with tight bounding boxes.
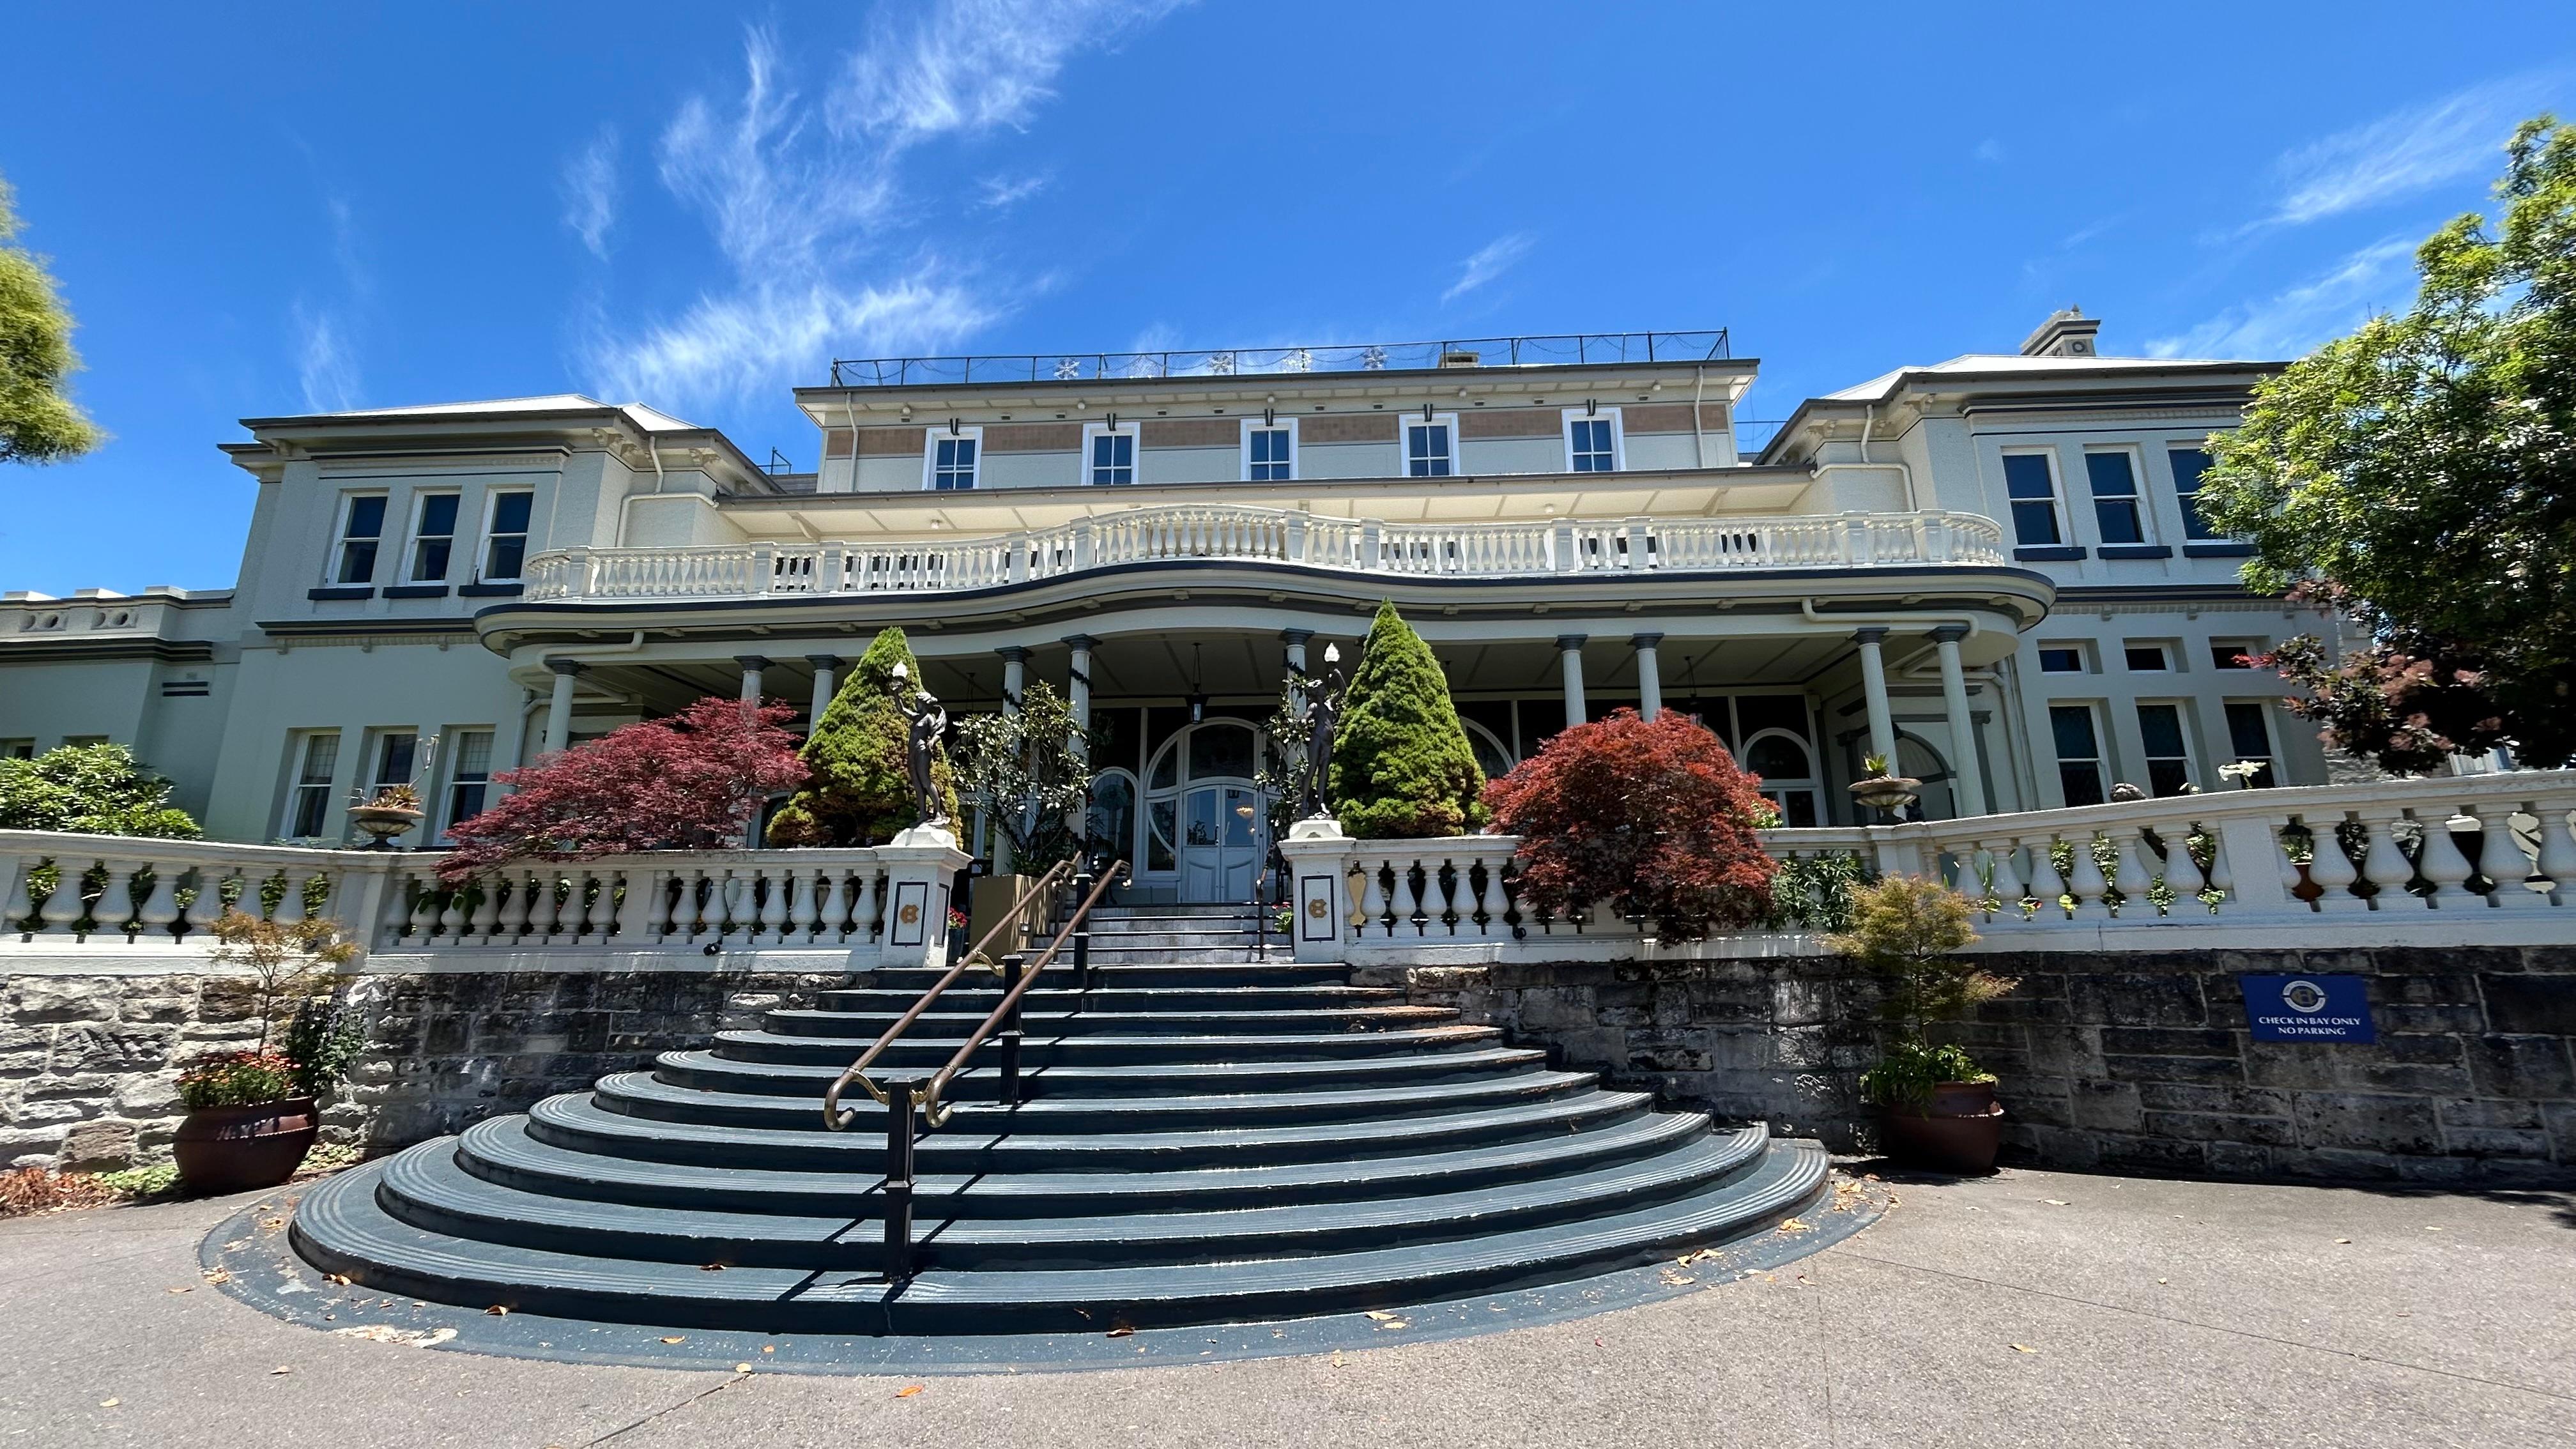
[3,1,2569,595]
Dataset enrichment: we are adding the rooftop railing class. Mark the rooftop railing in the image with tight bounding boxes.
[824,330,1731,388]
[520,507,2008,604]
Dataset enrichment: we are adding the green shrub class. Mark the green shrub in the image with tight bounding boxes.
[176,1051,300,1108]
[1828,875,2018,1102]
[768,627,960,846]
[1329,602,1487,838]
[1860,1040,1995,1108]
[0,742,199,838]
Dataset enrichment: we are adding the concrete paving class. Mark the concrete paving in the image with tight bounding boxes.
[1,1165,2568,1448]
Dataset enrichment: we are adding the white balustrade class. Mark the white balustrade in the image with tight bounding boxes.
[521,507,2010,603]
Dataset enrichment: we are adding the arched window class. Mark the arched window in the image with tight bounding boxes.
[1142,720,1271,900]
[1742,728,1823,828]
[1461,719,1514,781]
[1087,769,1138,868]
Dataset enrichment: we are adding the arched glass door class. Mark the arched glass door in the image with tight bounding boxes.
[1142,720,1268,903]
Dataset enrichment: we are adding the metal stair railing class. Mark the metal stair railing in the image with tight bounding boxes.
[862,859,1128,1282]
[820,858,1070,1133]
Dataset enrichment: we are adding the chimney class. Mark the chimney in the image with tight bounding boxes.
[2020,308,2101,358]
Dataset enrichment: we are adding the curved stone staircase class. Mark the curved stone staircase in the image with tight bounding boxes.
[291,905,1828,1333]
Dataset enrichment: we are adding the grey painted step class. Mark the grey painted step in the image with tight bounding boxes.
[291,1137,1829,1332]
[812,985,1405,1013]
[869,963,1341,990]
[521,1087,1655,1174]
[706,1023,1503,1068]
[591,1067,1600,1135]
[377,1126,1765,1270]
[757,1006,1457,1039]
[652,1045,1554,1100]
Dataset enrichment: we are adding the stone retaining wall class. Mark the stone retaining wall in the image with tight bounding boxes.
[1363,946,2576,1183]
[1,968,852,1170]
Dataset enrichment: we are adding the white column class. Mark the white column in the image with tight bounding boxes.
[1630,632,1663,722]
[997,646,1029,713]
[1280,627,1312,676]
[1852,627,1897,769]
[1556,634,1588,725]
[1931,625,1988,816]
[1062,635,1096,739]
[803,654,841,739]
[541,659,583,755]
[735,654,770,704]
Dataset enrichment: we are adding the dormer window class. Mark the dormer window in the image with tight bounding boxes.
[1406,415,1455,477]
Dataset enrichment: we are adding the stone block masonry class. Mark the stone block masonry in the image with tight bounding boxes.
[1,967,855,1170]
[1365,946,2576,1184]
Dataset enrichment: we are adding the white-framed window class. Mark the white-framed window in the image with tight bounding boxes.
[1561,407,1623,473]
[2124,643,2171,671]
[2036,642,2091,674]
[332,493,388,584]
[2170,446,2221,540]
[2047,703,2106,807]
[1084,422,1138,486]
[2135,702,2196,797]
[1740,728,1823,828]
[1406,413,1457,477]
[440,728,495,840]
[1241,418,1297,482]
[281,730,342,839]
[1,740,34,760]
[365,730,418,797]
[480,490,534,582]
[407,493,461,582]
[923,426,982,491]
[2085,448,2150,546]
[2223,701,2277,786]
[2000,450,2064,547]
[2209,639,2261,670]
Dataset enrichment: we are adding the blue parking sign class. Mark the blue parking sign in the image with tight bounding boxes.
[2241,974,2375,1043]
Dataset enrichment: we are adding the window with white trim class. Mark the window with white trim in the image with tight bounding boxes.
[2037,643,2090,674]
[1562,408,1621,472]
[282,731,342,839]
[2085,449,2148,545]
[924,427,981,490]
[1085,424,1137,486]
[334,494,387,584]
[367,730,417,799]
[1243,419,1296,481]
[2136,702,2195,797]
[1,740,34,760]
[2223,701,2276,786]
[441,729,494,839]
[2048,704,2106,807]
[2001,452,2063,546]
[408,493,460,581]
[2170,447,2220,540]
[1405,415,1455,477]
[481,491,533,581]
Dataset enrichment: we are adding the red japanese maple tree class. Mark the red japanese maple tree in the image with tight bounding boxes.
[438,698,809,881]
[1481,708,1778,942]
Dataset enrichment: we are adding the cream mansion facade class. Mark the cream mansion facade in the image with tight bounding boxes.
[0,314,2334,903]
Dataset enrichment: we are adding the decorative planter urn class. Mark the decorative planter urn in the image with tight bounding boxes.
[1878,1080,2005,1174]
[1848,776,1921,815]
[348,804,424,848]
[172,1096,320,1193]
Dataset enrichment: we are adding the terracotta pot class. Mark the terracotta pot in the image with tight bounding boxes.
[173,1096,319,1193]
[1878,1080,2005,1174]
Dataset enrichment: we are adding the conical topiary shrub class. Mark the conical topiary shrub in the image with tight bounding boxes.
[766,627,961,846]
[1329,601,1488,838]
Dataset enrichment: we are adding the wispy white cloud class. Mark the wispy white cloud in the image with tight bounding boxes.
[562,128,621,259]
[2147,236,2418,360]
[1973,137,2004,165]
[2260,72,2562,228]
[295,303,360,413]
[977,172,1049,210]
[590,3,1183,408]
[1441,232,1534,303]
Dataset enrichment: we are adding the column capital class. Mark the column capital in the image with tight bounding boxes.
[1059,634,1100,652]
[1278,627,1314,647]
[546,657,587,677]
[995,645,1034,664]
[1850,627,1889,647]
[733,654,773,670]
[803,653,843,670]
[1554,633,1590,652]
[1929,624,1970,645]
[1629,631,1664,650]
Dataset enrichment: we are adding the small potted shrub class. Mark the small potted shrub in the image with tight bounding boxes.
[347,781,425,848]
[172,911,364,1192]
[1828,875,2017,1172]
[1848,752,1920,817]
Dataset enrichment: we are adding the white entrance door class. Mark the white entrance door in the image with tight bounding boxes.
[1178,784,1261,903]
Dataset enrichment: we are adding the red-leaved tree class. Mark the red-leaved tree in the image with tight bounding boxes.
[438,698,808,882]
[1481,708,1778,943]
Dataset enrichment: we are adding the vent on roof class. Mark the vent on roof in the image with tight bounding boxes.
[1436,349,1482,369]
[2021,309,2101,358]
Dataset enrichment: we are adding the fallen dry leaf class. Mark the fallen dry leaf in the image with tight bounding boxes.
[660,1337,686,1344]
[268,1365,293,1376]
[98,1399,119,1408]
[2010,1344,2036,1354]
[701,1262,727,1272]
[323,1273,351,1285]
[1776,1217,1814,1234]
[1363,1310,1399,1321]
[334,1325,456,1348]
[2423,1226,2445,1232]
[1105,1326,1135,1338]
[761,1345,775,1353]
[166,1286,194,1295]
[1375,1319,1409,1331]
[1662,1274,1697,1287]
[2335,1238,2353,1245]
[2041,1199,2069,1206]
[201,1269,231,1285]
[894,1384,924,1399]
[734,1363,753,1373]
[485,1305,509,1317]
[1330,1350,1346,1368]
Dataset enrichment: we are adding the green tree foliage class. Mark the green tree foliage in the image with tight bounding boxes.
[1825,875,2014,1105]
[950,680,1096,873]
[0,175,104,464]
[2197,116,2576,770]
[0,742,199,838]
[767,627,960,846]
[1329,601,1487,838]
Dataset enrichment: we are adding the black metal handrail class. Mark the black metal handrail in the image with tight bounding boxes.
[820,858,1070,1131]
[874,859,1127,1280]
[827,330,1731,387]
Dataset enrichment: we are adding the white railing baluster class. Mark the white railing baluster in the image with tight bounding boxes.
[2414,813,2477,908]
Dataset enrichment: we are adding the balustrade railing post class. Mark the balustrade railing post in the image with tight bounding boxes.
[998,952,1026,1107]
[884,1077,917,1281]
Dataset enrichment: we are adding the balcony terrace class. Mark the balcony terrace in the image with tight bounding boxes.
[823,330,1732,388]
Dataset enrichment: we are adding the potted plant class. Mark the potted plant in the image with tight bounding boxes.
[1827,875,2018,1172]
[347,782,425,848]
[171,910,364,1192]
[1848,752,1920,816]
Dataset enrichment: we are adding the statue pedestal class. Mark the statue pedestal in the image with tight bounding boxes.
[1276,816,1352,964]
[864,825,973,970]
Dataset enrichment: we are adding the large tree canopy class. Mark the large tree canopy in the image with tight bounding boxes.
[0,175,103,465]
[2198,116,2576,771]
